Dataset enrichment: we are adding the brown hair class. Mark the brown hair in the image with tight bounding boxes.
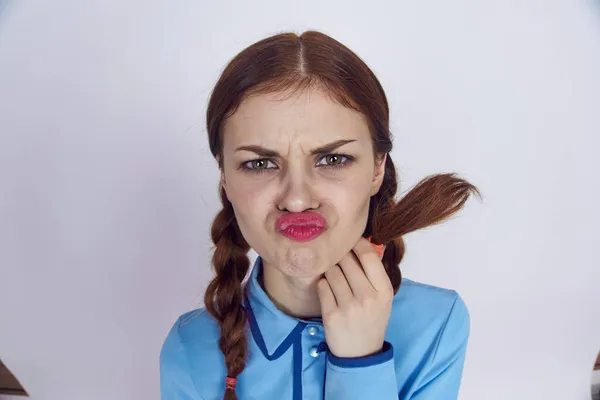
[203,30,482,400]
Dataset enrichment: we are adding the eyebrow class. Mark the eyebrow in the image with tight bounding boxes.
[235,139,358,157]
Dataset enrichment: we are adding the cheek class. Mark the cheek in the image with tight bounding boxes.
[227,180,270,230]
[324,178,372,224]
[321,186,371,264]
[336,193,371,227]
[330,170,372,202]
[234,185,261,208]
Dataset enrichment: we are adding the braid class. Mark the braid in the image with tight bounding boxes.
[204,186,251,400]
[366,156,403,293]
[368,156,482,294]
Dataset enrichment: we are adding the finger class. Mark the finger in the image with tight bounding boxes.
[324,264,354,306]
[353,238,392,293]
[317,277,337,314]
[337,251,375,298]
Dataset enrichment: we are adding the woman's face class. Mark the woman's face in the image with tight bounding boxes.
[220,87,386,278]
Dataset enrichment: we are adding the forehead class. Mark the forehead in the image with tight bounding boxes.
[222,88,371,147]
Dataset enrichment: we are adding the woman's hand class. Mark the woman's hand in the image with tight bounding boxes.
[317,237,393,358]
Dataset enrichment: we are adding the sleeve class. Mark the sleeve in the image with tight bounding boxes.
[160,316,204,400]
[324,294,470,400]
[409,294,470,400]
[324,341,399,399]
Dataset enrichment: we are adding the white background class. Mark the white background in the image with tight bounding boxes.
[1,0,599,399]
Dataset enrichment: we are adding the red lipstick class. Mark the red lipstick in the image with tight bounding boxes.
[275,212,326,242]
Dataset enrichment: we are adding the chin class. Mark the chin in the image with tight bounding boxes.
[279,245,329,278]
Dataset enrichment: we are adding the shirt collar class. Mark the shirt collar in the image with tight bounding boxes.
[244,256,322,358]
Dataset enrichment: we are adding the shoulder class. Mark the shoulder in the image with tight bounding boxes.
[160,307,225,373]
[387,278,470,354]
[160,308,228,398]
[173,307,220,344]
[393,278,468,321]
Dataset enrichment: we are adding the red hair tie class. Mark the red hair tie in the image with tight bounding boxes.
[225,376,237,390]
[366,236,385,258]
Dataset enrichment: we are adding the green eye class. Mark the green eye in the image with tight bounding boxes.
[239,158,276,174]
[317,154,350,168]
[325,155,344,165]
[251,160,268,169]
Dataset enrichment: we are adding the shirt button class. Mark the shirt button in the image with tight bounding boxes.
[307,326,318,336]
[309,346,320,358]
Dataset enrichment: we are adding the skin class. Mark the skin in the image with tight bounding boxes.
[219,86,393,357]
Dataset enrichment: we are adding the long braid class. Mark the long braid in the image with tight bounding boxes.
[204,185,251,400]
[368,156,482,294]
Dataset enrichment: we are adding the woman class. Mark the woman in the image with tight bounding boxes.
[160,30,481,400]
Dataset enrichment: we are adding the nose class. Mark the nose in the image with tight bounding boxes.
[276,168,319,212]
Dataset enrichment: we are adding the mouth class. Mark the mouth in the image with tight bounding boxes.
[275,212,327,242]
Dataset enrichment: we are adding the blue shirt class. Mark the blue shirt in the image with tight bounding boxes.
[160,256,470,399]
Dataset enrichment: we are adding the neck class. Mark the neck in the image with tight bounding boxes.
[259,262,322,319]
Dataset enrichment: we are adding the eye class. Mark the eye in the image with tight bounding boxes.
[249,159,270,169]
[316,154,353,169]
[239,159,277,174]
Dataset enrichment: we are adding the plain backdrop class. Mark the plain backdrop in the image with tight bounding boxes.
[1,0,599,399]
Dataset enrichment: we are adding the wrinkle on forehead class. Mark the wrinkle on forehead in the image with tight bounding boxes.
[222,87,371,157]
